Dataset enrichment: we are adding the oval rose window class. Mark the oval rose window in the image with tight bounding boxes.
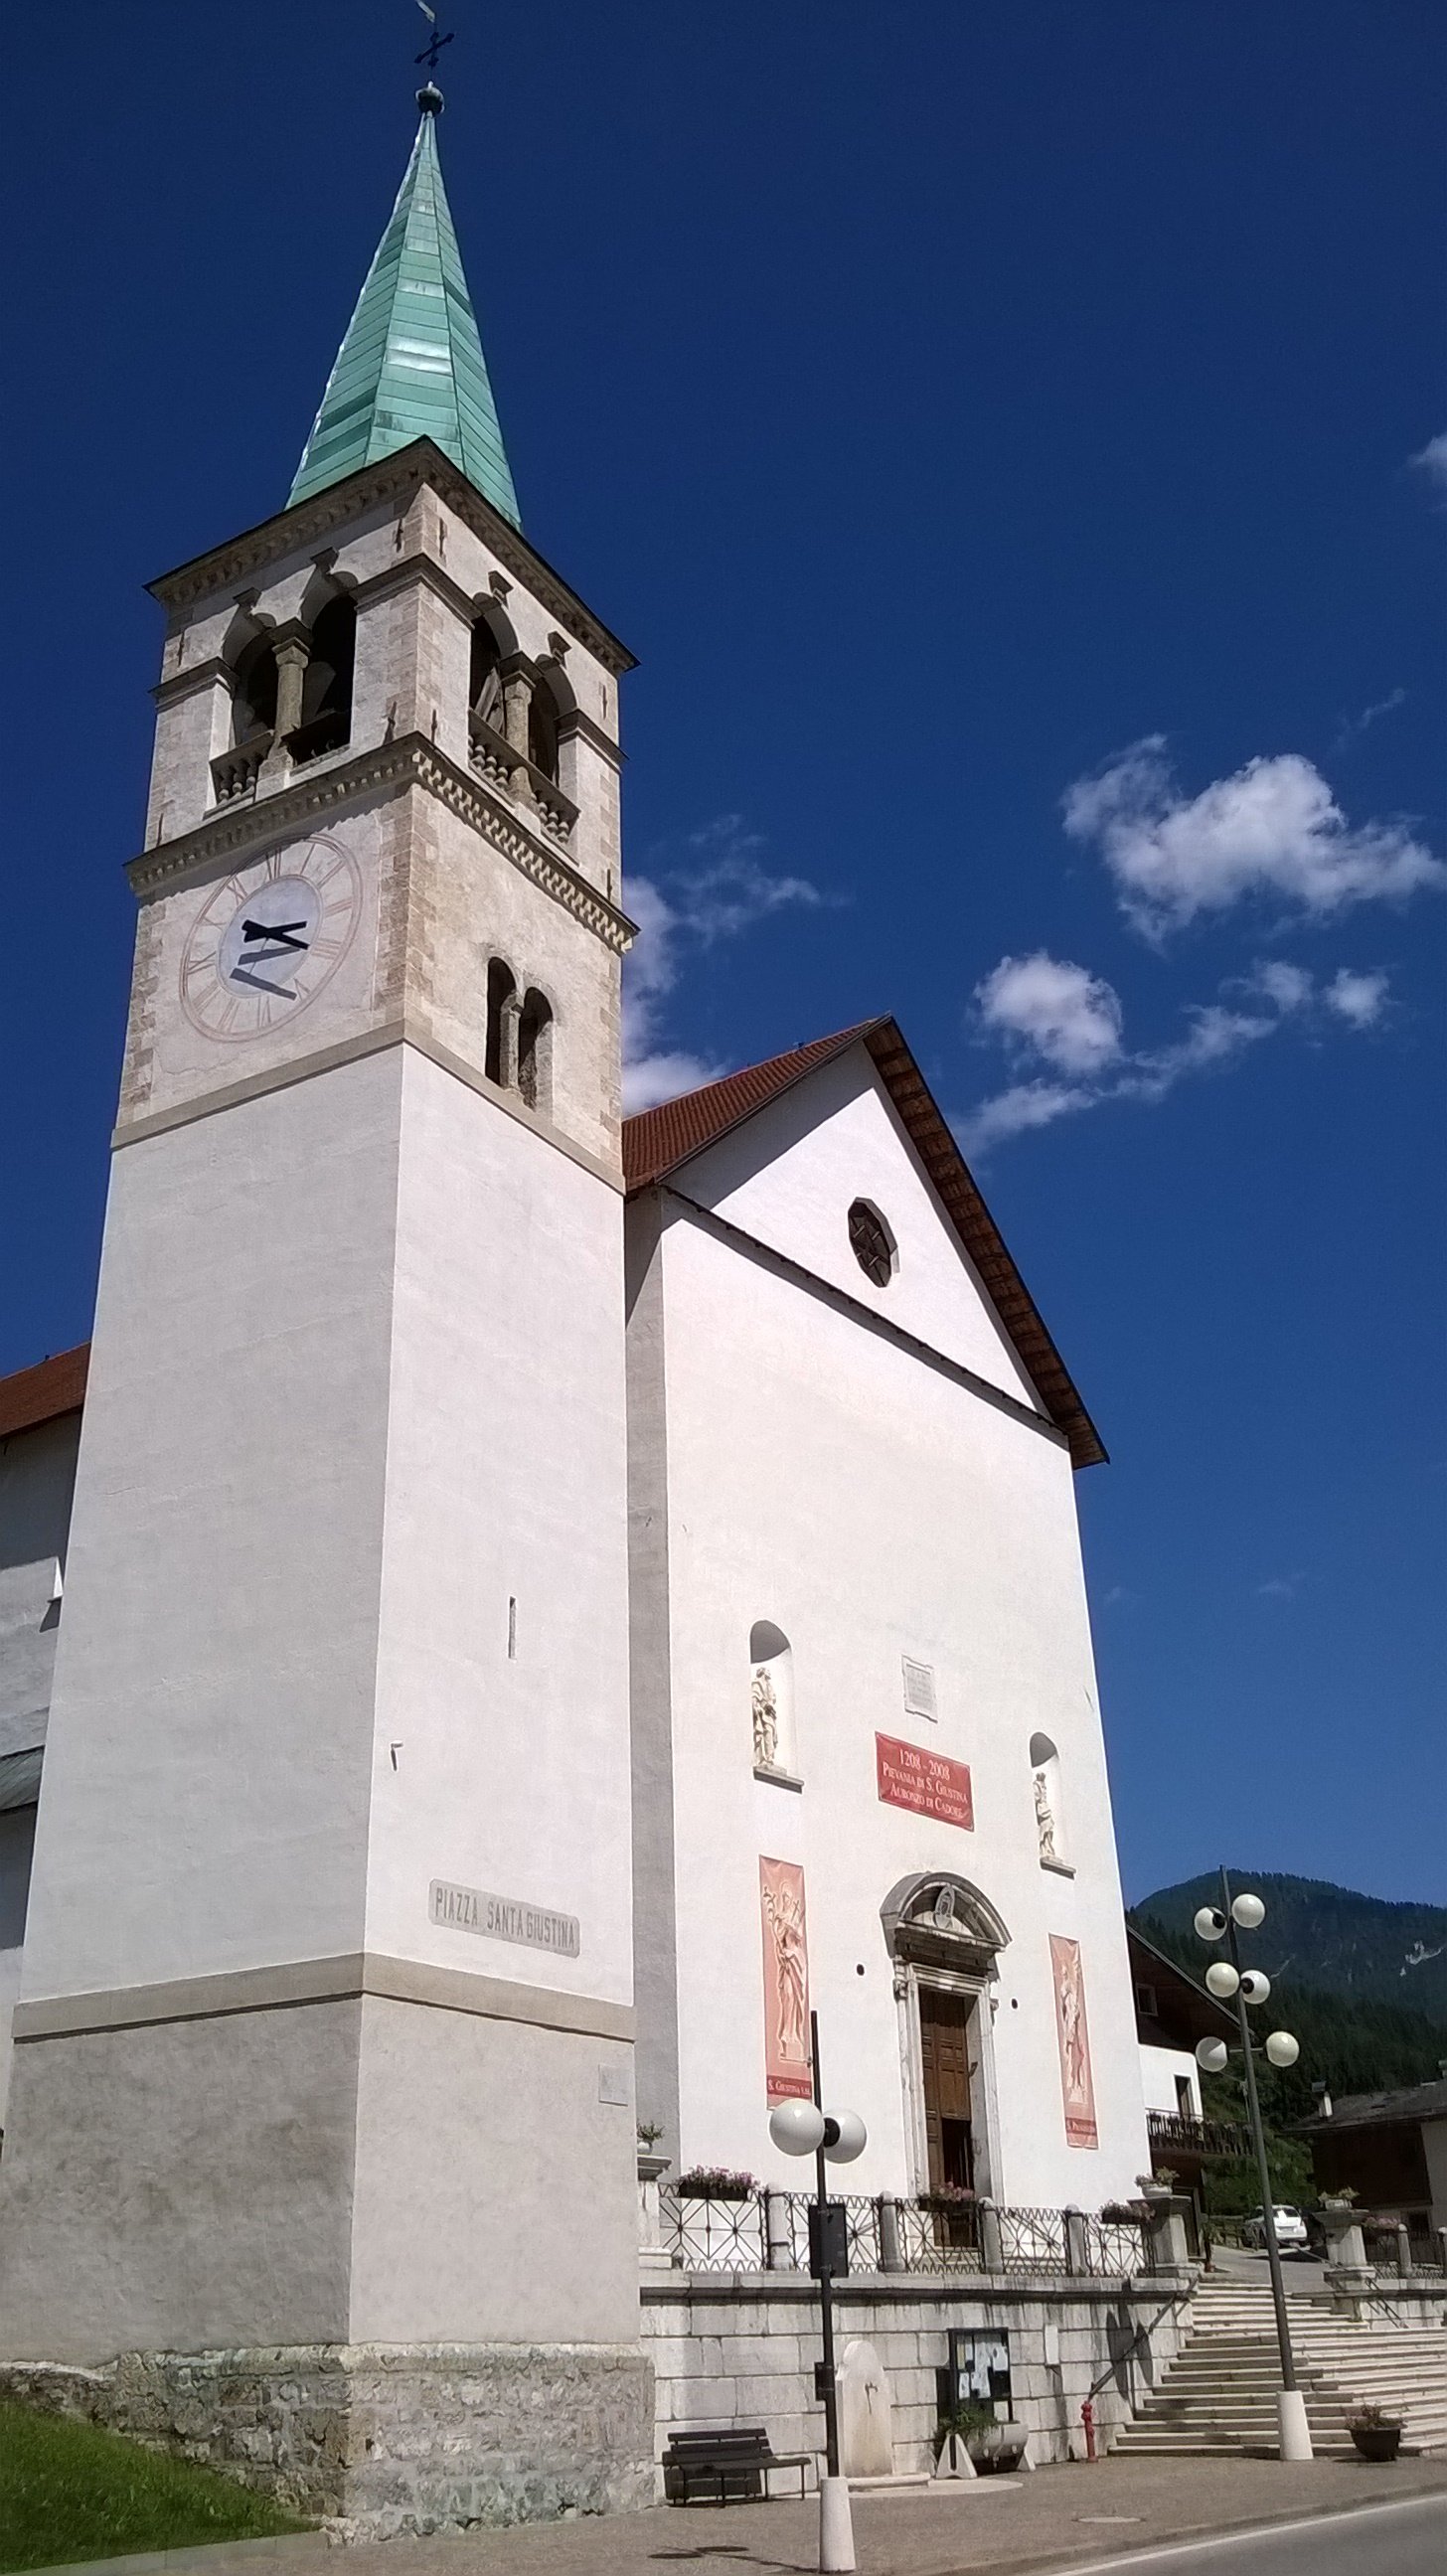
[847,1199,896,1287]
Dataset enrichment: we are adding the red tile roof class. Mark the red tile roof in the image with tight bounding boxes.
[623,1024,883,1190]
[621,1018,1106,1470]
[0,1343,89,1442]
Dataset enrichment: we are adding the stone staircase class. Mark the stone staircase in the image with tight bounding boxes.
[1114,2278,1447,2458]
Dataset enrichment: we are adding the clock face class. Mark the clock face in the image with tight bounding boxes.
[180,836,363,1041]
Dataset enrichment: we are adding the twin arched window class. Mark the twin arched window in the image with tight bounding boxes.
[485,958,554,1115]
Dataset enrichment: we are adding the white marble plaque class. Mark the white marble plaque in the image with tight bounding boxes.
[429,1878,580,1957]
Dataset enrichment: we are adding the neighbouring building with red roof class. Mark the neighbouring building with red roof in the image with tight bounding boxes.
[0,80,1167,2526]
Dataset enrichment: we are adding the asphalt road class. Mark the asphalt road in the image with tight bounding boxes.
[1054,2492,1447,2576]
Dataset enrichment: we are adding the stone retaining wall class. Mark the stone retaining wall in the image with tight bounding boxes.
[642,2268,1196,2476]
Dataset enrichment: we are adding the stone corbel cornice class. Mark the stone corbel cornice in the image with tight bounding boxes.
[125,731,638,956]
[147,440,637,678]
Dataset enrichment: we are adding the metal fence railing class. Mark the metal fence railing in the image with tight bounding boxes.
[656,2186,1148,2281]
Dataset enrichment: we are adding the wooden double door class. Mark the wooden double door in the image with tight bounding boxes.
[919,1985,976,2197]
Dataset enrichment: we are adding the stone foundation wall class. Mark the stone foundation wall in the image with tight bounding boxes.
[642,2270,1196,2476]
[0,2341,655,2539]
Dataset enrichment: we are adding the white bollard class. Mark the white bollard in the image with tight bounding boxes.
[819,2472,857,2571]
[1277,2388,1313,2461]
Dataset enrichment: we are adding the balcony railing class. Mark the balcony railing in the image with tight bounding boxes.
[656,2185,1151,2282]
[210,734,270,803]
[1148,2109,1251,2160]
[468,711,577,846]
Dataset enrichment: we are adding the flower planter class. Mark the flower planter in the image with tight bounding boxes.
[969,2420,1030,2474]
[1350,2421,1402,2463]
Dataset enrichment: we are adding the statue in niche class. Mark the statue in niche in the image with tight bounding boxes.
[1034,1767,1058,1862]
[751,1664,779,1771]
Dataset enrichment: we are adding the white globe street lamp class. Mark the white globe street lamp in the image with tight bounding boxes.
[770,2012,867,2573]
[1195,1870,1310,2463]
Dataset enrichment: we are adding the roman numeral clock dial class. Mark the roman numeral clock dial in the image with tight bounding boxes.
[180,835,363,1040]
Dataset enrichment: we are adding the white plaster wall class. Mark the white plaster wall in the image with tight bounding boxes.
[19,1049,403,1999]
[1140,2042,1200,2118]
[0,1413,80,1761]
[364,1047,634,2006]
[638,1173,1147,2212]
[678,1049,1044,1412]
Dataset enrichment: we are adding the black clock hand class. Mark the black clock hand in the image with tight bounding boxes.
[241,918,308,949]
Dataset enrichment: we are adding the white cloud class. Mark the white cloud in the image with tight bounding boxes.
[1410,431,1447,495]
[975,951,1124,1075]
[1062,737,1443,938]
[1324,967,1389,1029]
[958,955,1391,1155]
[622,1048,725,1114]
[621,817,827,1112]
[1334,687,1405,751]
[955,1078,1095,1156]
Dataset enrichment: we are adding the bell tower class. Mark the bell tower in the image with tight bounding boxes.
[0,83,651,2527]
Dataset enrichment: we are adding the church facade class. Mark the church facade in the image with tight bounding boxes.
[0,85,1159,2522]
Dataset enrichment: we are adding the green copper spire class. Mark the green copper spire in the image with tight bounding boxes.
[288,93,521,525]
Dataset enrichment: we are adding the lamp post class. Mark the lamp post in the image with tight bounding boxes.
[769,2010,867,2574]
[1193,1868,1310,2462]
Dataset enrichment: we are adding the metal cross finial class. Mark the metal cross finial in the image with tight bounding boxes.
[413,3,454,76]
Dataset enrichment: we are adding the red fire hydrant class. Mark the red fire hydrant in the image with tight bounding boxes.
[1080,2398,1097,2462]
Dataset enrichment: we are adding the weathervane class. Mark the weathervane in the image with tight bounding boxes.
[413,2,455,79]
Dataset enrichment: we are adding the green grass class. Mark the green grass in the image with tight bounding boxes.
[0,2403,308,2573]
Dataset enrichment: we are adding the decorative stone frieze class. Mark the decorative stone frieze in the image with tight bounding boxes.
[125,732,635,956]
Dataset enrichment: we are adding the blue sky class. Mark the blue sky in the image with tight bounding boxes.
[3,3,1442,1907]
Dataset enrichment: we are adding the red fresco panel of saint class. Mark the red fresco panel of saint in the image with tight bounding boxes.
[1050,1932,1098,2149]
[759,1855,813,2101]
[875,1732,974,1831]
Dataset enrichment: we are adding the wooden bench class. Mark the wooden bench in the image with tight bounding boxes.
[662,2424,814,2504]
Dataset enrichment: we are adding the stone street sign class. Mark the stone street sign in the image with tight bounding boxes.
[429,1878,581,1957]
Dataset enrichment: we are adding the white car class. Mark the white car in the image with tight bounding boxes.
[1240,2205,1308,2250]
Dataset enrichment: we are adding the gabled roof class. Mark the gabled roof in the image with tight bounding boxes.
[288,100,520,524]
[0,1343,88,1442]
[1300,2078,1447,2134]
[622,1019,1106,1470]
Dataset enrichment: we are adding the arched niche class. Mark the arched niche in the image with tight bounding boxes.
[1029,1730,1066,1867]
[749,1619,797,1778]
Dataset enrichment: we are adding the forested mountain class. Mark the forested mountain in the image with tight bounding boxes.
[1135,1871,1447,2022]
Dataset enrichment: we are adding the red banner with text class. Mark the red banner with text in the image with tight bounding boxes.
[875,1733,974,1831]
